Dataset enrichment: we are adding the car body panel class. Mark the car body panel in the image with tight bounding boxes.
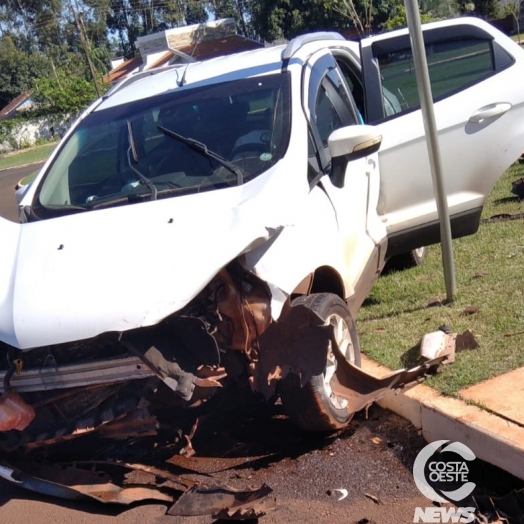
[359,17,524,237]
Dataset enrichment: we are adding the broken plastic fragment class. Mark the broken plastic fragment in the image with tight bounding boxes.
[168,482,276,519]
[333,488,348,501]
[0,390,35,432]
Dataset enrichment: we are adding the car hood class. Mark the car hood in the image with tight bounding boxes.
[0,173,293,350]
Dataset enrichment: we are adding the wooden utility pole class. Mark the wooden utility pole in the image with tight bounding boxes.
[70,2,101,98]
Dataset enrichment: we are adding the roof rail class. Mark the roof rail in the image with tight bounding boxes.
[103,63,186,99]
[282,32,345,60]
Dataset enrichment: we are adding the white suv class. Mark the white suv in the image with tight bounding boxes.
[1,18,524,444]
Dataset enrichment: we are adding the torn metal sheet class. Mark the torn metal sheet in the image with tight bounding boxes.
[167,453,276,475]
[214,266,272,354]
[16,397,153,450]
[254,302,334,398]
[329,349,445,415]
[98,407,158,439]
[255,302,444,415]
[473,489,524,524]
[0,461,87,501]
[1,456,275,520]
[0,460,188,505]
[168,483,276,520]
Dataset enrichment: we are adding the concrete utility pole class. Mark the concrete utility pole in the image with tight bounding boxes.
[70,2,101,99]
[403,0,457,301]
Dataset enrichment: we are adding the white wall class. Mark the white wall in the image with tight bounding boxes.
[0,113,76,153]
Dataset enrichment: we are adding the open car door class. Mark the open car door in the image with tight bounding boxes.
[360,17,524,257]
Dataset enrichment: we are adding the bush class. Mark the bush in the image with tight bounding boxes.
[33,68,105,114]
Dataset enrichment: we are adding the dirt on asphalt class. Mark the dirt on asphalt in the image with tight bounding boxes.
[1,394,521,524]
[0,402,433,524]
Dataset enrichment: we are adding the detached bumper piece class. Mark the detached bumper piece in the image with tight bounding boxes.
[0,459,276,520]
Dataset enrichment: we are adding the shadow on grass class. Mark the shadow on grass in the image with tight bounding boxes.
[400,343,425,368]
[492,196,521,206]
[358,303,436,322]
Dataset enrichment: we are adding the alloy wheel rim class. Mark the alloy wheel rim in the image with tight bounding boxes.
[322,313,354,410]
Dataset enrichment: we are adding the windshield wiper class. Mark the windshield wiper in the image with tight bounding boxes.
[127,120,157,201]
[157,125,243,185]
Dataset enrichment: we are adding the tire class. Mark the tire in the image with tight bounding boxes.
[387,246,427,271]
[280,293,361,432]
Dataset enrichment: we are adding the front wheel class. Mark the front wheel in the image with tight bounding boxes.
[280,293,361,432]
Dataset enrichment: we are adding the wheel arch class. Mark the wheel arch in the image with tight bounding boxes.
[292,265,346,300]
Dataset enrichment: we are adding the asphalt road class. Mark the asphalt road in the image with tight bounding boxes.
[0,162,43,222]
[1,397,520,524]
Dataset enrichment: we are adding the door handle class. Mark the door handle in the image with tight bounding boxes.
[469,103,512,123]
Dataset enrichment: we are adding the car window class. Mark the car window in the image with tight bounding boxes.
[315,83,345,147]
[375,37,512,116]
[336,59,365,121]
[311,66,359,148]
[306,55,361,182]
[35,73,292,218]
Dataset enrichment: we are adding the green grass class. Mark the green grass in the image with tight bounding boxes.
[357,163,524,396]
[0,142,57,172]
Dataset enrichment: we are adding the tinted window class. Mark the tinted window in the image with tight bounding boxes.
[378,38,498,115]
[313,68,359,147]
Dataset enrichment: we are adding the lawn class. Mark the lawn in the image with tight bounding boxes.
[0,142,57,172]
[357,163,524,396]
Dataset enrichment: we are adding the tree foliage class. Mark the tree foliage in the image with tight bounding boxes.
[0,0,507,115]
[33,67,102,113]
[381,4,441,31]
[0,36,51,106]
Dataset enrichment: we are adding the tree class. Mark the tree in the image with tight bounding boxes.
[381,4,441,31]
[0,36,51,105]
[33,66,102,113]
[502,0,522,41]
[251,0,344,41]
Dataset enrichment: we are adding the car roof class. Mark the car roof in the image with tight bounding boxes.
[98,45,288,110]
[97,32,358,111]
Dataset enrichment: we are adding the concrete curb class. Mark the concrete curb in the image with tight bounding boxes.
[362,355,524,481]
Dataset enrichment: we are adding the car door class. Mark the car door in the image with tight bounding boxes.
[304,50,387,304]
[359,17,524,257]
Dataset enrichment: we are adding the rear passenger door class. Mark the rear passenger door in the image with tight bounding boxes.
[359,18,524,257]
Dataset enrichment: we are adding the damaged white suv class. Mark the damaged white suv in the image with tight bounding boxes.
[1,17,524,448]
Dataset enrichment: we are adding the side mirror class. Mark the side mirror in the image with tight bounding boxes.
[328,125,382,160]
[328,125,382,188]
[15,183,31,205]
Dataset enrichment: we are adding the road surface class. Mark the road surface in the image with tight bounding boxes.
[0,405,435,524]
[0,162,43,222]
